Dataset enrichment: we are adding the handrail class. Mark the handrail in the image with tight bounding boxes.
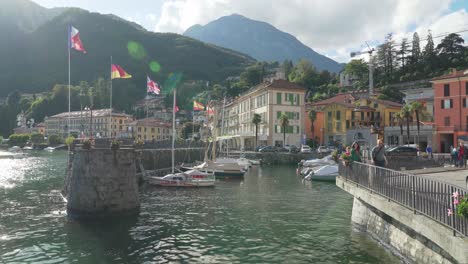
[339,161,468,237]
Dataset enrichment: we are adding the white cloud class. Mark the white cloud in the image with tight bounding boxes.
[154,0,465,63]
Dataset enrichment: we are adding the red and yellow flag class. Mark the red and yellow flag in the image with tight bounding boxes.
[193,100,204,111]
[111,64,132,79]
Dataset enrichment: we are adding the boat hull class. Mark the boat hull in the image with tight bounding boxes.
[148,177,215,187]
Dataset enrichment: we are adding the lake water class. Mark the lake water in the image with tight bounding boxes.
[0,151,399,263]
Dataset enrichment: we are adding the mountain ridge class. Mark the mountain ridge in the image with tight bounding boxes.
[184,14,343,73]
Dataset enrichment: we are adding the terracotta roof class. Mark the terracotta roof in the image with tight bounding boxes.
[265,79,307,90]
[49,108,132,119]
[311,93,356,107]
[431,69,468,81]
[369,98,402,108]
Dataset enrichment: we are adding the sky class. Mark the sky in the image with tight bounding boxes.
[32,0,468,63]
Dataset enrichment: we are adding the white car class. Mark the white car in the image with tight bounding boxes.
[301,145,312,153]
[317,146,329,153]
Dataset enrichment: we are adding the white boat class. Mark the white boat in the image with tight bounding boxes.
[146,88,216,188]
[44,147,55,152]
[248,159,261,165]
[8,146,22,152]
[300,155,336,167]
[147,169,215,187]
[23,146,33,150]
[304,165,338,181]
[183,160,246,178]
[216,157,250,171]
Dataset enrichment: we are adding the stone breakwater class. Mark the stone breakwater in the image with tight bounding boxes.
[65,148,140,219]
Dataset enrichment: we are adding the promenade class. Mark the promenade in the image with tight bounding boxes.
[409,167,468,189]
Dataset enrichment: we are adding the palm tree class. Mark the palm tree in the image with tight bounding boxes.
[251,113,262,149]
[393,112,404,139]
[308,109,317,143]
[410,101,424,145]
[279,113,290,147]
[401,105,412,146]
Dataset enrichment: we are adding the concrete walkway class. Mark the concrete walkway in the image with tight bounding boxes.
[409,167,468,189]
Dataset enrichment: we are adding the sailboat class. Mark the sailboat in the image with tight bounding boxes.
[180,105,246,178]
[146,88,215,187]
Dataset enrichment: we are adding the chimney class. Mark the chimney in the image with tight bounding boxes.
[452,68,457,76]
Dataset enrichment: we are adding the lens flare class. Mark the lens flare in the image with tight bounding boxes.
[149,61,161,73]
[127,41,147,60]
[163,72,183,93]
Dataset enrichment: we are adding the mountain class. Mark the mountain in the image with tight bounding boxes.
[184,14,343,73]
[0,3,254,96]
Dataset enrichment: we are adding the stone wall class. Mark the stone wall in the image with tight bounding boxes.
[337,176,468,263]
[139,148,205,170]
[66,149,139,219]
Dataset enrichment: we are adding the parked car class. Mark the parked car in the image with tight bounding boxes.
[301,145,312,153]
[385,146,418,156]
[259,146,277,152]
[255,145,267,152]
[276,146,289,152]
[285,145,299,153]
[317,146,329,153]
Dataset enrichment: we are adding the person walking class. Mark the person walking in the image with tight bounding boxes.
[426,145,433,159]
[372,140,387,167]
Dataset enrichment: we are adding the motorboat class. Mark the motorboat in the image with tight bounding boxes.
[303,165,338,182]
[147,169,215,187]
[216,157,250,170]
[8,146,21,152]
[181,160,246,178]
[23,146,33,150]
[300,155,336,167]
[248,159,261,165]
[44,147,55,152]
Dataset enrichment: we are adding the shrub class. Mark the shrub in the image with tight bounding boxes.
[65,136,75,146]
[48,135,63,146]
[8,134,30,147]
[30,133,45,144]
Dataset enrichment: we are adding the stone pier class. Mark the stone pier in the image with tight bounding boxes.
[65,148,139,219]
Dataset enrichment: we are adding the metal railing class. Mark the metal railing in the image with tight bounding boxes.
[339,161,468,237]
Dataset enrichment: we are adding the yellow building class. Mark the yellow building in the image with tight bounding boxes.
[319,97,402,145]
[129,118,172,141]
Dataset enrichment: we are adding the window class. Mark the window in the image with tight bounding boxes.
[151,128,155,133]
[119,119,122,124]
[444,84,450,96]
[277,93,282,104]
[441,99,453,109]
[374,103,378,108]
[444,117,450,126]
[346,120,350,129]
[466,116,468,131]
[328,112,332,118]
[336,111,341,120]
[464,98,467,108]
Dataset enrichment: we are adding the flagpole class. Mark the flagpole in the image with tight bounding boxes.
[109,56,112,138]
[172,89,176,173]
[68,25,71,138]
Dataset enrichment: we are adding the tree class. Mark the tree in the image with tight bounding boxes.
[279,113,289,147]
[436,33,466,67]
[30,133,45,145]
[7,90,21,107]
[288,59,318,89]
[393,112,404,139]
[240,63,264,87]
[410,32,421,65]
[377,85,404,103]
[401,105,412,146]
[251,113,262,149]
[308,109,317,139]
[410,102,424,145]
[344,59,368,80]
[282,60,293,79]
[423,30,436,73]
[48,135,63,146]
[398,38,409,72]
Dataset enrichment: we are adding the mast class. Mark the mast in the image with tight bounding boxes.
[68,25,71,138]
[171,89,176,173]
[109,56,113,138]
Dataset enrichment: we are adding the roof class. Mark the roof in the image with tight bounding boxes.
[311,93,356,107]
[48,108,132,119]
[129,118,171,128]
[431,69,468,81]
[265,79,307,90]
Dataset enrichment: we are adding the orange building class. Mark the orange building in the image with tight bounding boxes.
[431,69,468,153]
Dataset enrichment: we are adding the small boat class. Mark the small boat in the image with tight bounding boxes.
[147,169,215,187]
[300,155,336,167]
[23,146,33,150]
[303,165,338,182]
[44,147,55,152]
[216,157,250,170]
[8,146,22,152]
[181,160,246,178]
[247,159,261,165]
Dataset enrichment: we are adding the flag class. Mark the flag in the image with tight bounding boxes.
[193,100,204,111]
[207,106,214,114]
[175,105,179,113]
[69,25,86,53]
[111,64,132,79]
[147,76,160,95]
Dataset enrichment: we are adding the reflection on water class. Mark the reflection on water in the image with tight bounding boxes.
[0,152,399,263]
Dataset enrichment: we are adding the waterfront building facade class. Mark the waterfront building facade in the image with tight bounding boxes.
[128,118,172,141]
[222,79,306,150]
[402,87,434,117]
[44,108,133,138]
[431,69,468,152]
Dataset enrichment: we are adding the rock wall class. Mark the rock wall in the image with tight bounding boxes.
[66,149,139,219]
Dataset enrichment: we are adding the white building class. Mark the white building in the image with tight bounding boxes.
[221,79,306,150]
[402,86,434,117]
[44,108,133,138]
